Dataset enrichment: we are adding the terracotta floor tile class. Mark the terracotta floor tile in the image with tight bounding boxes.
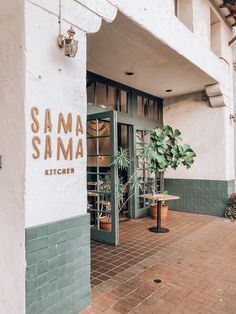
[97,274,111,281]
[134,282,159,298]
[110,302,132,314]
[91,278,102,286]
[114,282,136,295]
[121,292,144,307]
[86,212,236,314]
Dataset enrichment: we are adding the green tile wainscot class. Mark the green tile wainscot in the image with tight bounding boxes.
[25,214,91,314]
[165,179,235,217]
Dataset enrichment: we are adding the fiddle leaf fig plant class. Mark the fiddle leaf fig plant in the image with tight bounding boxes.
[99,124,196,220]
[140,125,196,193]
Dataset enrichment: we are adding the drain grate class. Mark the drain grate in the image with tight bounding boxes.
[153,279,162,284]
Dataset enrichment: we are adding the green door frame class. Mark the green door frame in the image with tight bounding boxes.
[87,111,119,246]
[87,71,164,235]
[88,105,162,220]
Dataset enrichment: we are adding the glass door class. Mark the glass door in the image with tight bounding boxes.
[87,111,119,245]
[134,129,159,217]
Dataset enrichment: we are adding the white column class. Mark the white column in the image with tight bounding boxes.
[24,0,117,228]
[24,1,88,227]
[0,1,25,313]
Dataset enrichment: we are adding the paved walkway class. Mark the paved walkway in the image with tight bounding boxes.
[81,211,236,314]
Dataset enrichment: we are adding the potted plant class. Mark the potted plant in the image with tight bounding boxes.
[150,190,169,221]
[99,148,143,231]
[141,125,196,221]
[98,175,113,232]
[225,193,236,221]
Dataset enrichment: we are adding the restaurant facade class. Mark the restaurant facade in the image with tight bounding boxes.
[0,0,236,313]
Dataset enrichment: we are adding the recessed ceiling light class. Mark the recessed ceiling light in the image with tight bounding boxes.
[166,89,172,92]
[125,71,134,76]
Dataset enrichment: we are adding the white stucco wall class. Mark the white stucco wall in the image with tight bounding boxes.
[164,92,235,181]
[24,0,117,227]
[233,27,236,188]
[0,1,25,313]
[211,21,221,56]
[25,2,87,227]
[220,23,231,63]
[177,0,194,31]
[193,0,210,46]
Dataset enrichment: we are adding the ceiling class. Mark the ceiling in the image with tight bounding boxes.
[87,12,216,98]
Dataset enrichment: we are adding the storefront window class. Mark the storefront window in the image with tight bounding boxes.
[87,79,95,104]
[87,76,129,113]
[137,95,162,121]
[87,72,163,123]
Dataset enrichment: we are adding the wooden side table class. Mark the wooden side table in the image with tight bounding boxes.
[140,194,180,233]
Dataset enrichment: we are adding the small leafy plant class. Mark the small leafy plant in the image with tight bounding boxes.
[99,148,143,221]
[225,193,236,220]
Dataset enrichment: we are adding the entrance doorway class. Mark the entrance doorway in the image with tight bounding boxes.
[87,72,163,246]
[117,123,133,219]
[87,111,119,245]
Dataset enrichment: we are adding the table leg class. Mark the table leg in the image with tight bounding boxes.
[157,200,161,232]
[149,201,169,233]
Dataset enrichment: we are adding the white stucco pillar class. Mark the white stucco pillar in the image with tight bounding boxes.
[23,1,117,314]
[0,1,25,313]
[24,0,117,229]
[24,2,88,227]
[1,0,117,313]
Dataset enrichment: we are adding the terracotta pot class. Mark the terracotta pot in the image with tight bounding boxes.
[150,204,168,222]
[99,217,112,232]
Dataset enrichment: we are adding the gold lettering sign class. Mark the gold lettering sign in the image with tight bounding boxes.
[31,107,84,174]
[44,135,52,160]
[45,168,75,176]
[32,136,41,159]
[57,137,73,160]
[76,115,84,135]
[31,107,40,133]
[58,113,72,134]
[44,109,52,133]
[75,139,83,158]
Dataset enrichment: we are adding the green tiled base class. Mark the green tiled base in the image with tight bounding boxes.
[165,179,235,217]
[25,214,91,314]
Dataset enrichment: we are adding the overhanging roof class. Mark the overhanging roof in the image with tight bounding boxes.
[87,12,217,98]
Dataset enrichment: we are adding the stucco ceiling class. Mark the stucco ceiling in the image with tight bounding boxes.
[87,12,216,98]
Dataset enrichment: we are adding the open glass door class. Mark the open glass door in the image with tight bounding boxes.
[134,129,158,218]
[87,111,119,245]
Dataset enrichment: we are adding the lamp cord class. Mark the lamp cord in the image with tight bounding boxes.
[58,0,62,34]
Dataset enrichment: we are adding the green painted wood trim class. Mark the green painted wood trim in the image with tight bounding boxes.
[87,71,163,103]
[25,214,91,314]
[87,110,119,245]
[88,104,162,129]
[87,71,163,128]
[87,71,164,225]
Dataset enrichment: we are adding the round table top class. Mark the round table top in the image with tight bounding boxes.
[140,193,180,201]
